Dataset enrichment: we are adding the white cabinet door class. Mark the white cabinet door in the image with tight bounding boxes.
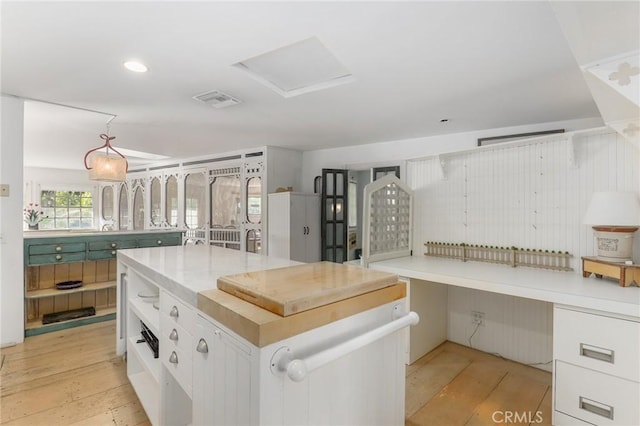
[268,192,320,262]
[289,194,306,259]
[304,194,321,262]
[267,192,292,259]
[192,315,253,426]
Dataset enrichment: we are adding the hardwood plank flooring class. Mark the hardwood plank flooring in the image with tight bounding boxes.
[1,320,551,426]
[406,342,552,426]
[0,321,146,426]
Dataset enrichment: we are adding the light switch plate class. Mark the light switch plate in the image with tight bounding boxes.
[0,184,9,197]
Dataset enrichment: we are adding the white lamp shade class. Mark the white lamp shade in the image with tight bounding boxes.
[88,153,127,182]
[583,191,640,226]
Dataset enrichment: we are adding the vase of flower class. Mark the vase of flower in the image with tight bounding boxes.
[24,203,46,230]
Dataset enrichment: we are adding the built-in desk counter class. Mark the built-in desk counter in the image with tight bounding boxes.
[368,255,640,317]
[366,255,640,426]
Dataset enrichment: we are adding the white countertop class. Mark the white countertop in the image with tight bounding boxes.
[24,229,182,239]
[368,256,640,318]
[117,245,300,306]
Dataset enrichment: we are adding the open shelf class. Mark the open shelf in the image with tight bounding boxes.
[128,340,160,426]
[128,335,160,382]
[25,306,116,336]
[25,280,116,299]
[129,296,160,336]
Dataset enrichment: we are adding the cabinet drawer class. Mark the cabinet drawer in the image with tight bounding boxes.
[555,361,639,426]
[28,252,86,265]
[553,410,592,426]
[554,307,640,381]
[87,249,119,260]
[160,314,193,356]
[160,343,192,398]
[137,235,181,248]
[160,291,195,331]
[29,242,86,255]
[88,239,137,251]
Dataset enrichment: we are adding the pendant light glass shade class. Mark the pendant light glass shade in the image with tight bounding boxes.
[88,153,128,182]
[84,130,128,182]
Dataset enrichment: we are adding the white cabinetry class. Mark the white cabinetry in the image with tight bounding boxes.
[122,269,195,426]
[124,268,161,425]
[192,314,253,426]
[159,291,194,426]
[268,192,320,262]
[553,305,640,425]
[191,300,406,426]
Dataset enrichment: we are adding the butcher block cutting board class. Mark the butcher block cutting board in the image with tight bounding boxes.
[217,261,399,316]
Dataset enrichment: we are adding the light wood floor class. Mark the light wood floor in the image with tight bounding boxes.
[0,320,551,425]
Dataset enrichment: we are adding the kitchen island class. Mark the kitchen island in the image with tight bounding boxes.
[117,245,412,425]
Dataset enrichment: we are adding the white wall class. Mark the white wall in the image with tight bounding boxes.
[24,166,98,201]
[300,117,603,193]
[1,96,25,347]
[409,130,640,266]
[408,129,638,369]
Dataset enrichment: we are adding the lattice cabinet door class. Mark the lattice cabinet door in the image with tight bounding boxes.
[362,175,413,266]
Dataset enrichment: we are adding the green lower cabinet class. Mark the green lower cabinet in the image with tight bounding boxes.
[24,230,183,336]
[29,242,86,255]
[28,252,87,265]
[137,234,182,248]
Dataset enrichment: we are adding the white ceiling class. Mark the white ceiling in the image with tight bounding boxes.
[2,1,628,171]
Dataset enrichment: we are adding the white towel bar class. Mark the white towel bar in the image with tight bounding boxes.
[271,309,419,382]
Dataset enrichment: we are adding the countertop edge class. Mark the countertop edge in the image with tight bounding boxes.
[198,283,407,347]
[370,256,640,318]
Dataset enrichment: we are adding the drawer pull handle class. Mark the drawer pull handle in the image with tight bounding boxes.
[157,240,162,245]
[580,343,614,364]
[55,254,62,261]
[55,246,62,252]
[169,351,178,364]
[169,329,178,341]
[196,338,209,353]
[169,306,179,318]
[579,396,614,420]
[111,243,117,248]
[111,250,117,255]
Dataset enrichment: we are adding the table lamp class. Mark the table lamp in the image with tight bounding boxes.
[583,191,640,262]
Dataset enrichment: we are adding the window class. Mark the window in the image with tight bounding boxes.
[246,177,262,224]
[102,186,114,221]
[372,166,400,181]
[133,186,144,230]
[185,173,206,229]
[165,175,178,227]
[40,190,94,230]
[210,175,241,228]
[119,184,129,230]
[150,177,162,226]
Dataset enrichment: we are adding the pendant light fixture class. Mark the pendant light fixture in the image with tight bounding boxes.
[84,118,128,182]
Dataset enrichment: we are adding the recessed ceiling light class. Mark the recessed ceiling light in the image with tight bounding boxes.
[123,60,148,73]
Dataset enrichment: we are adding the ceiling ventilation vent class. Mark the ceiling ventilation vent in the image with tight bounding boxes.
[192,90,242,108]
